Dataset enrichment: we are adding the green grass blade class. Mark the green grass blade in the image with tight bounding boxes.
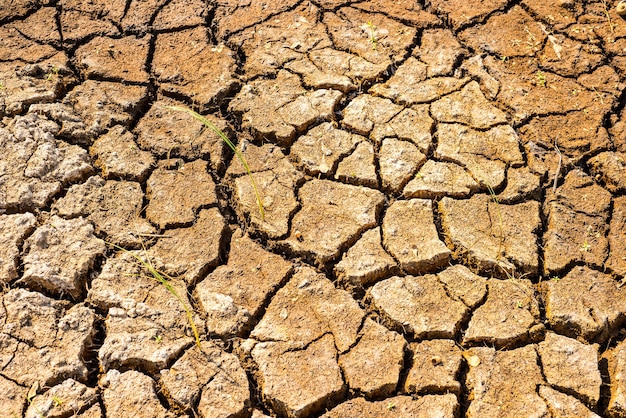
[164,105,265,220]
[106,241,201,348]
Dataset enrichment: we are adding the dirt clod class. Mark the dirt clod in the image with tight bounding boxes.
[405,339,462,395]
[161,341,250,416]
[22,216,105,298]
[338,318,406,398]
[369,274,468,339]
[101,370,173,418]
[146,159,217,229]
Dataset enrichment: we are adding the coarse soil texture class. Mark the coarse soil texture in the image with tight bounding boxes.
[1,0,626,417]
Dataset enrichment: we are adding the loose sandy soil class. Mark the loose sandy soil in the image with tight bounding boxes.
[1,0,626,417]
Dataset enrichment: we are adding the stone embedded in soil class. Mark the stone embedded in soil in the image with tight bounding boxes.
[230,69,342,145]
[439,194,541,276]
[227,143,303,239]
[538,332,601,407]
[58,0,124,43]
[543,266,626,343]
[75,35,150,83]
[0,289,95,387]
[379,138,426,193]
[463,278,542,348]
[436,265,488,309]
[322,394,459,418]
[465,345,548,418]
[369,57,469,105]
[324,7,416,67]
[0,113,93,211]
[431,81,508,129]
[283,179,384,264]
[608,196,626,277]
[291,122,363,176]
[90,125,155,181]
[543,170,611,274]
[64,80,149,138]
[403,160,479,199]
[152,27,238,108]
[334,141,378,188]
[0,213,36,284]
[148,208,226,284]
[22,216,105,298]
[146,159,217,229]
[134,97,227,170]
[416,29,466,77]
[161,341,250,416]
[251,265,364,351]
[607,339,626,417]
[369,275,468,339]
[334,227,397,287]
[88,251,197,372]
[436,123,523,189]
[459,6,545,58]
[405,339,462,395]
[195,229,293,337]
[101,370,173,418]
[25,379,98,418]
[338,318,406,398]
[252,334,345,418]
[497,166,541,203]
[588,151,626,193]
[382,199,450,274]
[538,385,601,418]
[53,176,155,248]
[342,94,434,151]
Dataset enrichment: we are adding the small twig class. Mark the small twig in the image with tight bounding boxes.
[602,0,616,35]
[552,140,562,193]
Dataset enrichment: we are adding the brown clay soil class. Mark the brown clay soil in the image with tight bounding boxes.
[2,0,626,417]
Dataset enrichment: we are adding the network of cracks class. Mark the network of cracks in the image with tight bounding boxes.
[1,0,626,417]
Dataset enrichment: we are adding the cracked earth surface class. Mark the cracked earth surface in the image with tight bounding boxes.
[1,0,626,417]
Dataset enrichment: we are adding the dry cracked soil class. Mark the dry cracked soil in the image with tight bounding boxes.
[2,0,626,417]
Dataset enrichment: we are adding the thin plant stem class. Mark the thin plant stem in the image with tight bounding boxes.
[553,141,562,193]
[164,105,265,220]
[106,241,201,349]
